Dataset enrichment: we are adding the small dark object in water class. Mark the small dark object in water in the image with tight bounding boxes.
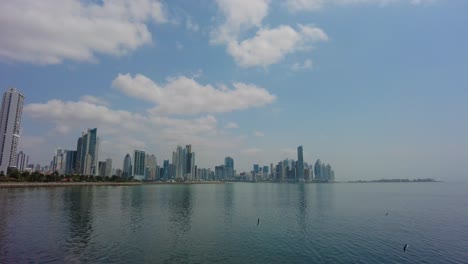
[403,244,409,252]
[386,212,389,216]
[257,218,260,226]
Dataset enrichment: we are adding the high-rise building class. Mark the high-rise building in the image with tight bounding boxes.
[0,88,24,173]
[253,164,260,174]
[16,151,29,172]
[98,161,106,177]
[215,165,224,180]
[145,154,157,180]
[76,128,99,176]
[297,146,304,182]
[64,150,77,175]
[133,150,146,181]
[123,153,132,178]
[105,158,112,177]
[162,160,170,180]
[171,145,196,181]
[314,159,322,181]
[224,157,234,179]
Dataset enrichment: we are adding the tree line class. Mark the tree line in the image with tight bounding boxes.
[0,168,135,183]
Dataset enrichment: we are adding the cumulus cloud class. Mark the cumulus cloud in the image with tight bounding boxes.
[211,0,270,44]
[0,0,166,64]
[22,72,276,169]
[292,59,313,71]
[211,0,327,67]
[227,25,327,67]
[286,0,436,12]
[23,98,243,168]
[80,95,110,106]
[112,73,276,115]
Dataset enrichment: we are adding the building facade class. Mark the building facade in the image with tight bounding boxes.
[0,88,24,173]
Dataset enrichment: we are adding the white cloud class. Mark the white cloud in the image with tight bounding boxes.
[211,0,270,44]
[254,131,265,137]
[225,122,239,129]
[292,59,313,71]
[211,0,327,67]
[80,95,110,106]
[286,0,436,12]
[112,73,276,115]
[227,25,327,67]
[23,98,243,168]
[22,72,276,169]
[0,0,166,64]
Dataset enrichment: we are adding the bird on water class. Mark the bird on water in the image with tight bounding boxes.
[257,218,260,226]
[386,212,389,216]
[403,244,409,252]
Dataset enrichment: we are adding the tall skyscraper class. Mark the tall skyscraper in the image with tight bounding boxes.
[224,156,234,179]
[76,128,99,176]
[297,146,304,182]
[105,158,112,177]
[64,150,77,175]
[314,159,322,181]
[253,164,260,174]
[123,153,132,178]
[145,154,157,180]
[16,151,29,172]
[0,88,24,173]
[133,150,146,181]
[162,160,170,180]
[171,145,195,181]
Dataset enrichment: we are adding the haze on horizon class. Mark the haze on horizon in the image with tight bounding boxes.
[0,0,466,181]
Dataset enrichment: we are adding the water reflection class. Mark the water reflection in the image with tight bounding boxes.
[62,187,95,263]
[223,183,234,224]
[315,184,335,215]
[168,186,193,234]
[296,183,308,231]
[0,190,14,258]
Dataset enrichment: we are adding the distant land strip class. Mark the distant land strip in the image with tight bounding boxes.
[0,181,227,188]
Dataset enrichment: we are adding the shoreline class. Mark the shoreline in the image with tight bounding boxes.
[0,181,225,188]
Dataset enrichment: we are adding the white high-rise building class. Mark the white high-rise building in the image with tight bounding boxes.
[0,88,24,174]
[16,151,29,172]
[105,158,112,177]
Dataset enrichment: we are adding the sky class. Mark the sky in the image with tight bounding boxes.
[0,0,467,181]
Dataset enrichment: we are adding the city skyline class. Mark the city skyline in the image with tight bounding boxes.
[1,1,467,181]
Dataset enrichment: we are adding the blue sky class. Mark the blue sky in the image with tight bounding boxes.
[0,0,467,180]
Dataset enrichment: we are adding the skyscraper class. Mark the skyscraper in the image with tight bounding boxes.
[171,145,195,181]
[16,151,29,172]
[224,156,234,179]
[133,150,146,181]
[105,158,112,177]
[297,146,304,182]
[0,88,24,173]
[314,159,322,181]
[123,153,132,178]
[76,128,99,176]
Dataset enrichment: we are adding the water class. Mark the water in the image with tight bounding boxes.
[1,183,467,263]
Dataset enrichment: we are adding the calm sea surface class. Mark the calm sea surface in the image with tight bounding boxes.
[1,182,467,263]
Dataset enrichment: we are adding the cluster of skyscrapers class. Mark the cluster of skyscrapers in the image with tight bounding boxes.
[122,145,209,181]
[244,146,335,182]
[49,128,101,176]
[0,88,336,182]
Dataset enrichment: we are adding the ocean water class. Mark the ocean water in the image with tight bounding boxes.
[1,182,467,263]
